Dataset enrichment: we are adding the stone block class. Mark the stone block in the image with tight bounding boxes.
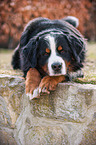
[30,83,96,122]
[0,75,96,145]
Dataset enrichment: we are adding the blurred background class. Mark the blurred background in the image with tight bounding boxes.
[0,0,96,84]
[0,0,96,49]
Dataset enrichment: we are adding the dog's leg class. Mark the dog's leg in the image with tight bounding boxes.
[26,68,41,100]
[39,75,70,95]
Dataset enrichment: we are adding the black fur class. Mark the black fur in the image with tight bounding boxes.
[11,17,86,77]
[11,45,21,69]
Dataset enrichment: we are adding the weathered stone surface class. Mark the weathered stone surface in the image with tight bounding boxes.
[0,75,96,145]
[0,128,17,145]
[30,83,96,122]
[79,112,96,145]
[0,75,24,145]
[0,75,25,125]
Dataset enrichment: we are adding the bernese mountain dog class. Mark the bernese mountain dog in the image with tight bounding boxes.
[12,16,86,100]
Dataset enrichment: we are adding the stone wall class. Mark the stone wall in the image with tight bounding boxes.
[0,74,96,145]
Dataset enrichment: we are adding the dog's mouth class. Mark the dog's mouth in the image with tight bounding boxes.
[54,70,61,74]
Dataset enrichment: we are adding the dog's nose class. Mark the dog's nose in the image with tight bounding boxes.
[52,62,62,71]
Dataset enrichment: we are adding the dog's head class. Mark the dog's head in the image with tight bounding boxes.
[20,17,86,77]
[36,33,72,76]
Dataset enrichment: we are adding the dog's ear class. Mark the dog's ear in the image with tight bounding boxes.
[21,38,38,72]
[11,44,21,69]
[20,20,35,47]
[68,36,85,63]
[20,18,45,47]
[63,16,79,28]
[20,29,29,47]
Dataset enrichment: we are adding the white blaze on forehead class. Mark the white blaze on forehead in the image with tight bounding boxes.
[45,34,66,76]
[46,35,56,53]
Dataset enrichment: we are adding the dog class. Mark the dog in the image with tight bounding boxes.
[12,16,86,100]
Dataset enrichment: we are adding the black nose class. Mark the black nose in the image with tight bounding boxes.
[52,62,62,71]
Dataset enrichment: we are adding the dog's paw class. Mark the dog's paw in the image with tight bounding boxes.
[26,87,39,100]
[38,76,57,95]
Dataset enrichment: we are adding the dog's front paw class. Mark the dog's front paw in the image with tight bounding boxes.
[38,76,57,95]
[25,68,41,100]
[26,87,39,100]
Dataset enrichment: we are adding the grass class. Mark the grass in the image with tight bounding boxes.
[0,42,96,84]
[0,49,23,76]
[74,42,96,84]
[86,42,96,60]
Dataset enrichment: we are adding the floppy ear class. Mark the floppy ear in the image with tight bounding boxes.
[20,18,47,47]
[20,20,35,47]
[11,44,21,69]
[68,36,85,63]
[20,29,29,47]
[20,38,38,72]
[63,16,79,28]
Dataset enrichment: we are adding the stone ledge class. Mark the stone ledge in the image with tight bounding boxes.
[0,74,96,145]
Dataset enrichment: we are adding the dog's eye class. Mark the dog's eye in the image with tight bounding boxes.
[60,50,65,54]
[57,46,68,54]
[44,52,49,56]
[44,48,50,56]
[57,46,65,54]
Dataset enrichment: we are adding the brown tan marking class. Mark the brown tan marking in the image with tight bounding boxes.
[41,63,49,74]
[65,61,73,72]
[58,46,63,51]
[26,68,41,94]
[39,75,66,94]
[46,48,50,53]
